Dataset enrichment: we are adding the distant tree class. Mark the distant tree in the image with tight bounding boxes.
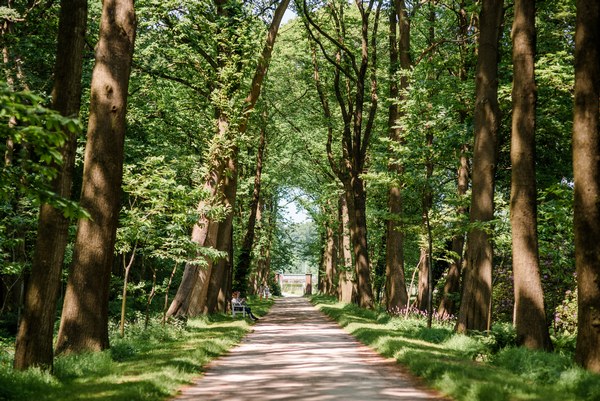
[55,0,136,354]
[573,0,600,373]
[457,0,504,334]
[303,0,382,309]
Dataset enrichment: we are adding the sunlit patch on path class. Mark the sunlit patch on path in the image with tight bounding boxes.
[174,297,449,400]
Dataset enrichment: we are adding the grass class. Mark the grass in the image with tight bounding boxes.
[311,294,600,401]
[0,297,273,401]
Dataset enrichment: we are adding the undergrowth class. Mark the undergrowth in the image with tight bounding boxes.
[311,294,600,401]
[0,297,273,401]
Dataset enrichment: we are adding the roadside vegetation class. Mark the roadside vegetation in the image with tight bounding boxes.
[0,298,272,401]
[311,295,600,401]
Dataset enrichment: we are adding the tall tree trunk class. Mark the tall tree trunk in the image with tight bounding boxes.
[234,117,266,293]
[205,156,238,314]
[385,0,410,312]
[510,0,553,351]
[456,0,504,334]
[573,0,600,373]
[55,0,136,354]
[13,0,87,370]
[418,127,434,312]
[348,176,375,308]
[438,2,471,319]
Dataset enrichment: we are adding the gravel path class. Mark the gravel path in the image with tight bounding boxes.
[174,296,449,401]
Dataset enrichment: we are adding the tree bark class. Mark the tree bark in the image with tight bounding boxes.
[573,0,600,373]
[456,0,504,334]
[205,156,238,314]
[385,0,410,312]
[55,0,136,354]
[510,0,553,351]
[338,194,355,303]
[13,0,87,370]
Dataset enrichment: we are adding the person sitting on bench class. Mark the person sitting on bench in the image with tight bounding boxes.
[232,291,259,321]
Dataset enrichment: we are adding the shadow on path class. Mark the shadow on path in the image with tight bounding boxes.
[174,297,449,401]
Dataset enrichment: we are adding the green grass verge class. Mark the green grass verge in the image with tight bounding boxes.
[0,297,273,401]
[311,295,600,401]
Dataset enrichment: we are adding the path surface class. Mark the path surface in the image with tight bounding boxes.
[174,297,448,401]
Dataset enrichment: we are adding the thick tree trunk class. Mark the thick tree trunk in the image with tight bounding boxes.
[456,0,504,334]
[385,0,410,312]
[205,156,238,314]
[55,0,136,354]
[573,0,600,373]
[13,0,87,370]
[167,115,229,317]
[510,0,552,351]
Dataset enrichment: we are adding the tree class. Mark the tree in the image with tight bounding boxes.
[304,0,382,309]
[167,0,290,317]
[573,0,600,373]
[437,0,472,320]
[384,0,410,312]
[234,112,267,294]
[510,0,553,351]
[55,0,136,354]
[456,0,504,334]
[13,0,87,371]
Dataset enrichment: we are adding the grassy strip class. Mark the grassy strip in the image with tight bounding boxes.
[0,297,273,401]
[311,295,600,401]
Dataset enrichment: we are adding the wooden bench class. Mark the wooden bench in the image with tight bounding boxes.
[231,300,247,318]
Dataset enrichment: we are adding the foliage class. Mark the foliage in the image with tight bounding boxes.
[0,83,82,207]
[312,295,600,401]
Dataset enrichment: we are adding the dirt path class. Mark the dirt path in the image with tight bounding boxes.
[174,296,449,401]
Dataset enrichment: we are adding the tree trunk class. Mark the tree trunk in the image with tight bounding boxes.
[438,146,468,318]
[348,176,375,309]
[166,115,229,318]
[456,0,504,334]
[510,0,553,351]
[338,194,355,303]
[205,156,238,314]
[438,2,471,319]
[55,0,136,354]
[573,0,600,373]
[324,216,337,296]
[13,0,87,370]
[385,0,410,312]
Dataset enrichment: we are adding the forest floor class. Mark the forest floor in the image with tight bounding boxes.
[173,296,448,401]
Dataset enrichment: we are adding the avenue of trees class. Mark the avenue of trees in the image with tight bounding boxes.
[1,0,600,377]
